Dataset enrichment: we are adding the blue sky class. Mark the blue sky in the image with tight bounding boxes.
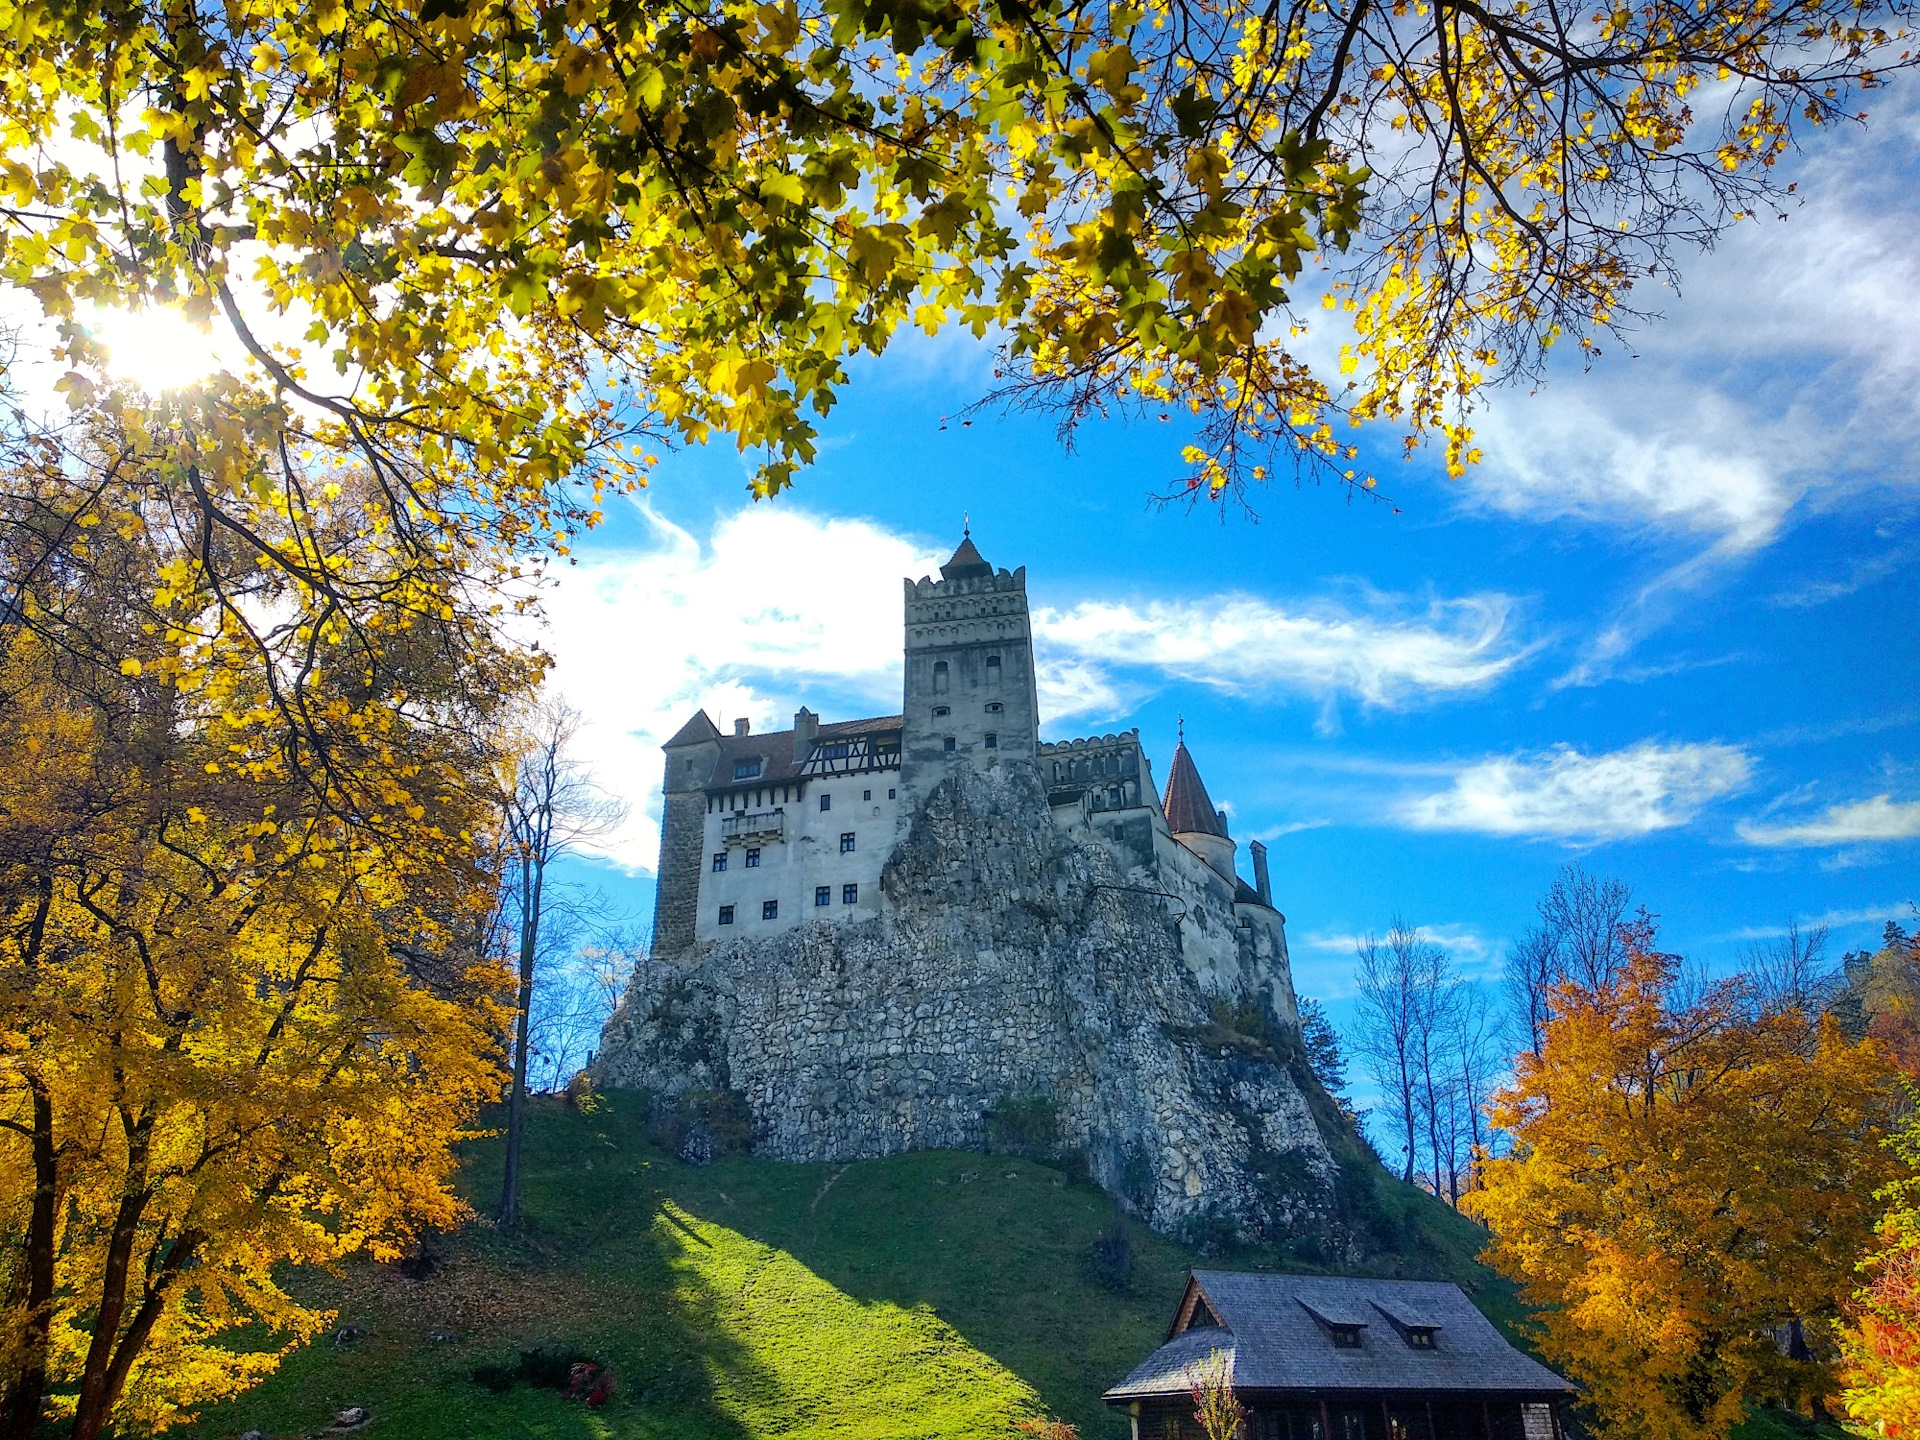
[539,95,1920,1060]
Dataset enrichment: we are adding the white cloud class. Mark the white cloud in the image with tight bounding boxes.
[1737,795,1920,848]
[536,505,1541,867]
[534,505,943,870]
[1454,97,1920,552]
[1727,902,1918,940]
[1033,590,1531,717]
[1400,740,1753,840]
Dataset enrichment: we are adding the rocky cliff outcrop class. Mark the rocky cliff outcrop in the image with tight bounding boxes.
[595,760,1363,1250]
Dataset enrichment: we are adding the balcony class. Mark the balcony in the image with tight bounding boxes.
[721,808,784,846]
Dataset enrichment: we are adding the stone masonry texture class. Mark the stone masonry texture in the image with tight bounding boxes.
[596,759,1361,1251]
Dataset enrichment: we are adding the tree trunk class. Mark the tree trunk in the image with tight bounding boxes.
[4,1078,57,1440]
[70,1111,153,1440]
[499,857,545,1226]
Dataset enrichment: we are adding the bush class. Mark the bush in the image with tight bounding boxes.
[646,1088,754,1164]
[1089,1220,1133,1292]
[985,1092,1060,1161]
[471,1347,597,1394]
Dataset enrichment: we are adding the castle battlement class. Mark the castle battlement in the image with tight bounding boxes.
[648,533,1280,960]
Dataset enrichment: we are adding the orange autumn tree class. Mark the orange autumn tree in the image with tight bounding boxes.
[1839,924,1920,1437]
[1466,930,1898,1440]
[0,430,526,1437]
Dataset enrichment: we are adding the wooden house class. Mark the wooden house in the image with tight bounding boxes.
[1104,1271,1573,1440]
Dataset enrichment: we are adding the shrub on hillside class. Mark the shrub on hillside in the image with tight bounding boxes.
[1089,1221,1133,1292]
[985,1091,1060,1161]
[647,1088,754,1164]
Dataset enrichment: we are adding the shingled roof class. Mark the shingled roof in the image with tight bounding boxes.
[702,715,903,790]
[1105,1272,1573,1402]
[940,532,994,581]
[1161,741,1227,838]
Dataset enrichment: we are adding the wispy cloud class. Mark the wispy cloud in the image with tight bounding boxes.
[1768,547,1910,609]
[1737,795,1920,848]
[535,506,1539,867]
[534,505,944,870]
[1725,901,1918,941]
[1033,589,1534,728]
[1399,741,1753,841]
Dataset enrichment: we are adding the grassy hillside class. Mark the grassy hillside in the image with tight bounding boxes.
[188,1092,1519,1440]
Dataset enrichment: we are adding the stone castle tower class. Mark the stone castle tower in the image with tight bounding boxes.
[601,534,1354,1251]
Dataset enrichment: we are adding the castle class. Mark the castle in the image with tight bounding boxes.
[651,531,1288,967]
[599,533,1353,1249]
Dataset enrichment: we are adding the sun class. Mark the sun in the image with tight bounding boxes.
[84,304,225,394]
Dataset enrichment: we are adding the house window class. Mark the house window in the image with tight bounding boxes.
[745,848,761,868]
[932,705,951,718]
[943,736,956,752]
[815,886,832,907]
[712,853,727,872]
[718,905,735,925]
[843,883,858,904]
[933,659,949,693]
[734,758,761,779]
[762,899,778,920]
[986,702,1002,713]
[819,793,831,811]
[863,789,871,801]
[840,832,855,853]
[985,732,998,749]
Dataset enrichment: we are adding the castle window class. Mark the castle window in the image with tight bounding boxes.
[933,660,949,693]
[863,789,872,801]
[718,905,735,925]
[815,886,832,907]
[1329,1325,1363,1349]
[986,702,1002,713]
[843,883,858,904]
[734,758,761,780]
[819,793,831,811]
[762,900,778,920]
[745,848,761,868]
[888,788,896,799]
[985,732,997,749]
[1110,787,1122,807]
[711,853,727,872]
[943,736,956,752]
[932,705,950,718]
[986,654,1001,686]
[840,832,856,853]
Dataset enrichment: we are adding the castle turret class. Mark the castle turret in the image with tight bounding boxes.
[1162,737,1237,883]
[901,529,1039,798]
[654,709,723,955]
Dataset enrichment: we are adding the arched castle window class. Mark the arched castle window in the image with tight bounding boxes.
[986,654,1001,687]
[933,660,949,694]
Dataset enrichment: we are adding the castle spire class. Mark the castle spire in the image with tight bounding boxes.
[940,527,993,581]
[1162,735,1227,839]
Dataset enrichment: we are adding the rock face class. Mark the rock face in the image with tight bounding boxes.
[596,760,1360,1249]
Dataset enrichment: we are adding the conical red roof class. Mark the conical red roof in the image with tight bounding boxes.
[1162,741,1227,837]
[940,532,993,580]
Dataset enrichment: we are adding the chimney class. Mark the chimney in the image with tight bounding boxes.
[793,707,819,763]
[1216,807,1230,837]
[1250,840,1272,908]
[734,717,750,737]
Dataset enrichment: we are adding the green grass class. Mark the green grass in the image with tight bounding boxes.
[186,1092,1516,1440]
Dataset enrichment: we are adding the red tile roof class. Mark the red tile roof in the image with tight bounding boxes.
[1161,741,1227,837]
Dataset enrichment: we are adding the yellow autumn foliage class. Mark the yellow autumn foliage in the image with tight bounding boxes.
[1466,936,1899,1440]
[0,435,524,1438]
